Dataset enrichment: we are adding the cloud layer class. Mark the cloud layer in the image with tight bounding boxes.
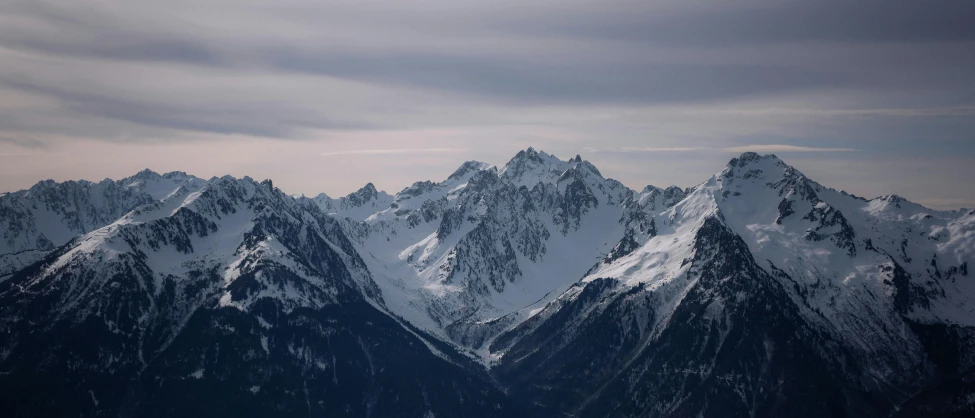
[0,0,973,208]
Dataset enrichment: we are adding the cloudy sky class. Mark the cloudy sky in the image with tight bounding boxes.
[1,0,973,208]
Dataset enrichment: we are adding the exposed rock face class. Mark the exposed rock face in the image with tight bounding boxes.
[0,170,205,277]
[310,182,394,221]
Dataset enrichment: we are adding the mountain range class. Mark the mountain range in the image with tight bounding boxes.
[1,148,973,417]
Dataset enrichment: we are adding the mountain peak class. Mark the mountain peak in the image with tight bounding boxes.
[502,147,561,173]
[134,168,161,178]
[162,170,189,179]
[727,152,786,169]
[865,193,933,214]
[509,147,545,164]
[345,182,379,204]
[4,145,975,418]
[120,168,164,184]
[499,148,611,190]
[719,152,798,184]
[571,158,602,178]
[448,160,494,181]
[639,184,688,209]
[643,184,685,195]
[880,193,904,202]
[27,178,59,192]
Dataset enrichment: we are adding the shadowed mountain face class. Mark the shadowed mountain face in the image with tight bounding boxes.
[1,149,973,417]
[0,176,521,417]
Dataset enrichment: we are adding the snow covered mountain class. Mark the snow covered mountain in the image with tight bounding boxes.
[490,152,975,417]
[0,170,205,277]
[0,174,523,417]
[309,183,394,221]
[1,149,973,417]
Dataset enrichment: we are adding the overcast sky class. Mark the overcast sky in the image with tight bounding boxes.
[1,0,973,208]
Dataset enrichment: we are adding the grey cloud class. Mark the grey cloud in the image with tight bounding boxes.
[506,0,975,45]
[0,135,46,149]
[0,75,377,139]
[0,0,972,184]
[265,49,855,105]
[319,148,466,157]
[0,1,221,64]
[0,0,972,211]
[1,0,972,108]
[3,36,222,66]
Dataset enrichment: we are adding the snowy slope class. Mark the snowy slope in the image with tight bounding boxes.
[336,148,682,351]
[503,152,974,346]
[584,153,972,320]
[488,151,975,417]
[0,170,204,277]
[13,175,372,326]
[309,183,394,221]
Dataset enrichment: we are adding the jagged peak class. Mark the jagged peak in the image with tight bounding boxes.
[123,169,200,186]
[718,152,803,185]
[574,159,601,177]
[344,182,385,205]
[162,170,190,179]
[637,184,688,210]
[878,193,904,203]
[396,180,438,199]
[726,152,786,169]
[448,160,495,181]
[865,193,935,214]
[874,194,909,208]
[358,182,378,195]
[500,148,607,189]
[501,147,562,172]
[642,185,662,194]
[641,184,687,194]
[642,184,686,197]
[26,178,62,193]
[133,168,161,178]
[205,174,258,191]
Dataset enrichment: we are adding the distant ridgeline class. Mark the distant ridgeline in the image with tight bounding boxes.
[1,149,973,417]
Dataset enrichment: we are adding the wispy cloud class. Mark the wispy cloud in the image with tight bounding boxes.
[585,146,705,153]
[623,146,705,152]
[585,144,857,154]
[0,152,50,157]
[916,197,975,211]
[723,144,858,153]
[319,148,465,157]
[682,106,975,118]
[0,135,47,149]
